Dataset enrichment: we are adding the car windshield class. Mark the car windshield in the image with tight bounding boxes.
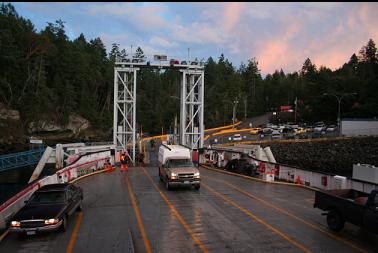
[167,159,194,168]
[28,191,66,204]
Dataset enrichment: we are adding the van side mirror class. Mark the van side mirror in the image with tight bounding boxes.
[24,200,28,204]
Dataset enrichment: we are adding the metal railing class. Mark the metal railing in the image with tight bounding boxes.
[0,148,46,172]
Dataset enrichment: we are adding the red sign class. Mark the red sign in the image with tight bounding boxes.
[280,105,292,111]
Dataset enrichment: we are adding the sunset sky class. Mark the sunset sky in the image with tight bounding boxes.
[12,2,378,75]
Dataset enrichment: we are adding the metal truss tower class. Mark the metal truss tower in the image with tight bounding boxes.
[113,66,138,164]
[180,69,205,149]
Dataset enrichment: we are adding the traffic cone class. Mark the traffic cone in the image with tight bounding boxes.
[296,175,301,185]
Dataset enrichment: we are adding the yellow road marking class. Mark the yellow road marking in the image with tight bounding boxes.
[66,211,83,253]
[124,174,152,253]
[202,183,313,253]
[141,167,209,253]
[205,177,367,253]
[0,229,9,242]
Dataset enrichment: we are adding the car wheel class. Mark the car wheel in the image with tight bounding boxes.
[194,185,200,190]
[166,181,171,191]
[60,215,68,232]
[327,211,344,232]
[77,201,83,212]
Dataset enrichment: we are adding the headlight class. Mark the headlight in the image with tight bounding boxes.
[44,219,59,225]
[194,172,200,178]
[11,221,20,227]
[170,172,177,177]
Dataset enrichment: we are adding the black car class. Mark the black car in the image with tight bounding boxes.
[9,183,83,236]
[225,159,257,176]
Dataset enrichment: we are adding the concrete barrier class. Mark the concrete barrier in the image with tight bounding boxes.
[0,150,111,230]
[200,147,378,193]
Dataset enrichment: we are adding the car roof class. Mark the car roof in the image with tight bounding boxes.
[36,183,71,192]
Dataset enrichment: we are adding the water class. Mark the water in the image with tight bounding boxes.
[0,165,35,204]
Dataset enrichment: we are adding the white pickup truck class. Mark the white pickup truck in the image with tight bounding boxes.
[158,145,200,190]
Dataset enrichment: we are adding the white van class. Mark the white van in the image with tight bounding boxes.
[158,145,200,190]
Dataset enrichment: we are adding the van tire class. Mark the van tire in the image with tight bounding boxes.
[195,185,200,190]
[166,181,171,191]
[327,211,344,232]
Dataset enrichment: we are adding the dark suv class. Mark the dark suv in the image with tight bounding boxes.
[225,159,257,176]
[9,183,83,236]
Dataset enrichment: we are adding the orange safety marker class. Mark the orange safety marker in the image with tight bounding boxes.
[296,175,301,185]
[120,164,128,172]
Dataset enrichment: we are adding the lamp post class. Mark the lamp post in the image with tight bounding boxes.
[322,93,357,135]
[223,99,239,124]
[232,99,239,124]
[169,96,180,143]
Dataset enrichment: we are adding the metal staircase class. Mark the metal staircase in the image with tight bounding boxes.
[0,148,45,172]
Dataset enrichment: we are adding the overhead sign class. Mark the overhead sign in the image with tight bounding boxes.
[154,55,167,61]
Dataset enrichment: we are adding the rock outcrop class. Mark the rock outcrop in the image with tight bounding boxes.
[0,103,20,120]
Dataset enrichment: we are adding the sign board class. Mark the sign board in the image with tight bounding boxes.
[30,139,43,144]
[154,55,167,61]
[280,105,292,111]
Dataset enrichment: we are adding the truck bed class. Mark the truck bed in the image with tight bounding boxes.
[314,189,369,227]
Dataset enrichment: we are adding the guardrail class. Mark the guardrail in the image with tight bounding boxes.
[0,150,110,230]
[0,148,46,172]
[200,147,378,193]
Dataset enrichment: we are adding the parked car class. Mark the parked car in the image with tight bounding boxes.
[294,127,306,135]
[282,127,296,139]
[190,61,198,65]
[170,59,180,66]
[250,128,261,135]
[271,130,282,140]
[314,122,326,132]
[225,158,258,176]
[314,189,378,233]
[181,61,187,65]
[9,183,83,237]
[262,128,273,134]
[326,125,337,132]
[233,134,242,141]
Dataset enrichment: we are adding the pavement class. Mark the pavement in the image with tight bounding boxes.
[1,150,377,253]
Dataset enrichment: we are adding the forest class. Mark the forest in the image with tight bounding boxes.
[1,3,378,136]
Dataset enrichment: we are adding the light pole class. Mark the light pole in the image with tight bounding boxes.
[232,99,239,124]
[169,96,180,143]
[322,93,357,134]
[223,99,239,124]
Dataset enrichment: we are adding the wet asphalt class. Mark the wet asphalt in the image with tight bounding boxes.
[1,151,377,253]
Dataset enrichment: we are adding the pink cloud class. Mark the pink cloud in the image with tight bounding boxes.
[223,2,245,32]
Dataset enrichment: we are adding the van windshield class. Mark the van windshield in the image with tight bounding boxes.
[167,159,194,168]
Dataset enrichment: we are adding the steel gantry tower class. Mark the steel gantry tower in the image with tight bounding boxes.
[113,66,138,163]
[180,69,204,149]
[113,60,204,164]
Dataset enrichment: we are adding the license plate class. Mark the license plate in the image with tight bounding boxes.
[27,231,36,235]
[184,181,189,184]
